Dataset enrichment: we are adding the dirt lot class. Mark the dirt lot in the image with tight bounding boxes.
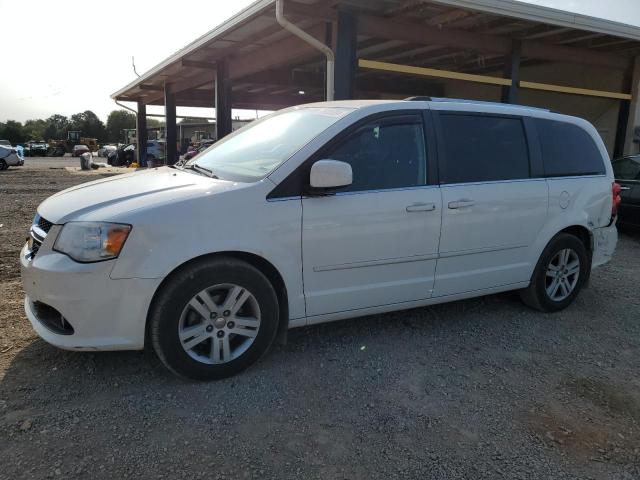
[1,158,640,479]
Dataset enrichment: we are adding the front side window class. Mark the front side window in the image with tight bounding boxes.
[189,107,353,183]
[438,114,530,184]
[535,119,606,177]
[324,114,427,192]
[612,156,640,180]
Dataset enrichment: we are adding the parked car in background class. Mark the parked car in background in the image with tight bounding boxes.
[0,144,24,170]
[107,144,136,166]
[20,99,619,380]
[612,154,640,227]
[72,145,90,157]
[0,140,11,147]
[26,141,49,157]
[106,141,169,167]
[97,144,117,157]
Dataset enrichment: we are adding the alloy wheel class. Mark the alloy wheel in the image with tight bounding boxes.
[545,248,580,302]
[178,284,261,364]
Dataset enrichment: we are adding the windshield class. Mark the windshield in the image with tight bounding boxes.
[187,107,353,182]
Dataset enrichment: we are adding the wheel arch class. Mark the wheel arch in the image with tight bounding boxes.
[557,224,593,254]
[144,251,290,348]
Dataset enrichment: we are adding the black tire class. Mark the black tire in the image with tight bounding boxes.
[520,233,589,312]
[0,159,7,171]
[150,257,280,380]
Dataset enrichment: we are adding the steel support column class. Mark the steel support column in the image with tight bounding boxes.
[501,40,521,104]
[622,57,640,156]
[136,101,147,167]
[165,86,177,165]
[334,10,357,100]
[216,59,232,140]
[614,63,636,158]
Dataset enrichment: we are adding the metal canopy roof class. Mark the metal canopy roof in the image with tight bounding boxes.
[112,0,640,110]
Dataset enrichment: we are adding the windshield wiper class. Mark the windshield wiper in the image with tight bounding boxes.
[183,163,218,179]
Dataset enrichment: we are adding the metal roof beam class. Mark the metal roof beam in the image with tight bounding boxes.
[358,13,630,70]
[229,23,326,79]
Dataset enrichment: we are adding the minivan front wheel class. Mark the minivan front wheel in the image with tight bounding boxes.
[520,233,588,312]
[150,258,279,380]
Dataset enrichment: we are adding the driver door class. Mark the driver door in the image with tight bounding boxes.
[301,112,442,317]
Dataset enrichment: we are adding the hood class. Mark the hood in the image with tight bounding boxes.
[38,167,240,224]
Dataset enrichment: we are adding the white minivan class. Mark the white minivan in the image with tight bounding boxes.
[21,99,620,380]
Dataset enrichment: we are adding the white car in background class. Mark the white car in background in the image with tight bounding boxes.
[98,144,117,157]
[0,144,24,170]
[21,99,619,380]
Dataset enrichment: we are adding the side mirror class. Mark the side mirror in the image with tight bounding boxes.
[309,160,353,190]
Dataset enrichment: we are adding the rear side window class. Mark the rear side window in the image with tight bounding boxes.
[438,114,530,184]
[535,119,605,177]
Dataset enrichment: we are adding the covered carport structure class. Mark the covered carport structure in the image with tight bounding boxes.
[112,0,640,165]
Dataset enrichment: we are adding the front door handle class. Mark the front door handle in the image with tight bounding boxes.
[620,186,631,191]
[448,199,475,209]
[406,202,436,212]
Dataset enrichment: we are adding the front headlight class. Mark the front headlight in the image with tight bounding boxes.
[53,222,132,263]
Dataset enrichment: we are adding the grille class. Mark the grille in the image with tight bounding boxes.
[27,214,52,260]
[37,216,53,234]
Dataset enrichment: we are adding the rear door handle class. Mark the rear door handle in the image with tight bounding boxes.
[406,202,436,212]
[620,186,631,191]
[448,199,475,209]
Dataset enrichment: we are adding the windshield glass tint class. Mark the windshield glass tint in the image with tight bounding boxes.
[188,107,353,182]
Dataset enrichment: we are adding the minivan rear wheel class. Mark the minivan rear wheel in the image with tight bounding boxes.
[520,233,588,312]
[0,159,7,171]
[149,258,279,380]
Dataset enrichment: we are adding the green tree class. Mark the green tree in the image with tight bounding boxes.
[43,114,70,140]
[106,110,136,143]
[0,120,25,145]
[147,118,165,128]
[70,110,107,142]
[22,119,48,141]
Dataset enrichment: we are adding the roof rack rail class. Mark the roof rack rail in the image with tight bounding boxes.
[404,96,550,112]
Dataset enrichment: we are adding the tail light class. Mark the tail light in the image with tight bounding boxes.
[612,182,622,217]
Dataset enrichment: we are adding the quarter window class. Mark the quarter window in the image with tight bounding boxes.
[535,119,605,177]
[438,114,530,184]
[324,114,427,192]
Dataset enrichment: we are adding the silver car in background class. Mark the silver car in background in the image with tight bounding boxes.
[0,145,24,170]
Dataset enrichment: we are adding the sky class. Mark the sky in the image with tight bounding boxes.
[1,0,639,123]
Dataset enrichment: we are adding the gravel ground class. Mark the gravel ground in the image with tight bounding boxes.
[1,158,640,479]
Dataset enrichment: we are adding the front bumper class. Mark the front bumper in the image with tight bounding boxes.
[20,235,162,351]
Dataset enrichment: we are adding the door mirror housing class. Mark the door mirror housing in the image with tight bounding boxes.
[309,160,353,190]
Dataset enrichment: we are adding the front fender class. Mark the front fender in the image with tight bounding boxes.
[109,187,305,319]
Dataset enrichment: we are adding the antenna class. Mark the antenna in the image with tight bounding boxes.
[132,56,140,78]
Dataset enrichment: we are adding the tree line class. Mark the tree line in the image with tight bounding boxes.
[0,110,164,145]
